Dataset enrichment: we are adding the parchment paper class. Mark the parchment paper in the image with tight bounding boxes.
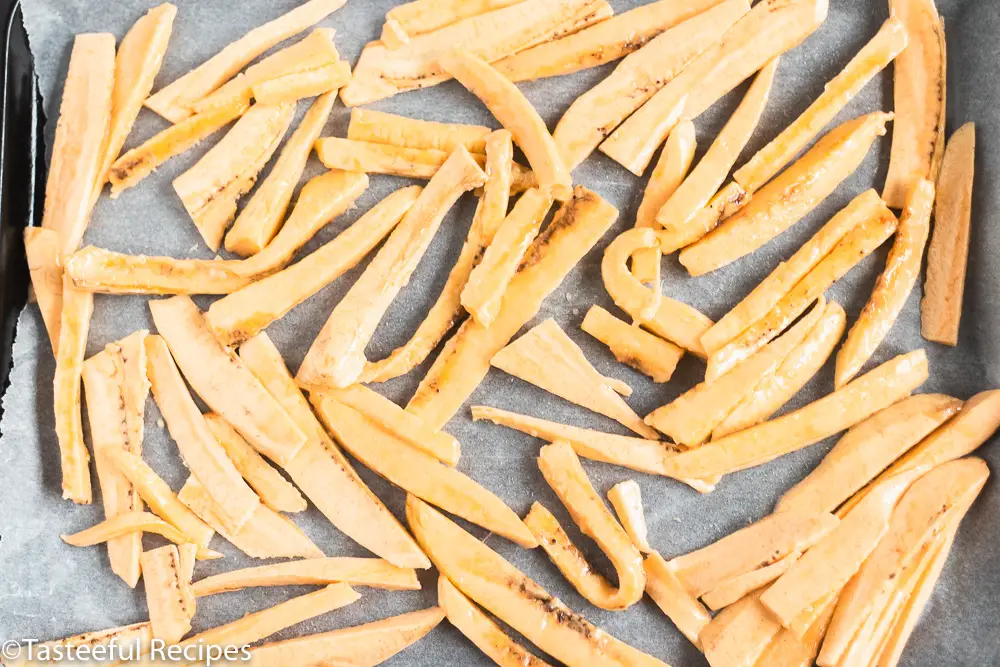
[3,0,1000,664]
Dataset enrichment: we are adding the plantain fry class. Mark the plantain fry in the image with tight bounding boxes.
[756,595,837,667]
[882,0,947,208]
[144,0,346,122]
[712,301,846,440]
[836,180,934,387]
[701,552,801,611]
[659,350,929,482]
[607,479,652,553]
[441,49,571,200]
[702,189,886,356]
[204,413,307,513]
[149,296,306,465]
[247,607,444,667]
[408,496,669,666]
[734,17,908,193]
[381,0,528,48]
[646,298,825,448]
[193,557,419,597]
[297,148,486,390]
[680,112,892,275]
[706,197,898,380]
[643,552,713,646]
[178,542,198,619]
[141,545,192,643]
[922,123,975,345]
[41,33,115,258]
[23,228,64,352]
[656,181,750,255]
[348,108,492,154]
[776,394,962,515]
[252,60,352,105]
[598,0,827,176]
[581,306,683,384]
[60,511,220,561]
[206,184,415,345]
[553,0,750,171]
[311,395,536,548]
[239,333,429,569]
[702,591,783,667]
[4,624,152,667]
[173,103,295,252]
[407,187,617,430]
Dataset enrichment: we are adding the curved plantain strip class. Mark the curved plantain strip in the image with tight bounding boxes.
[581,306,683,383]
[607,480,652,553]
[836,180,934,387]
[348,107,492,154]
[61,511,220,561]
[193,557,419,597]
[408,496,669,667]
[23,228,64,352]
[529,442,645,610]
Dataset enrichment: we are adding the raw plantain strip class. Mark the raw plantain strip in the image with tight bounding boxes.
[491,319,656,438]
[173,103,295,252]
[734,16,908,193]
[632,119,697,282]
[224,91,337,256]
[41,33,115,258]
[149,296,306,465]
[206,185,417,345]
[701,552,801,611]
[61,511,219,560]
[144,0,346,122]
[53,276,94,504]
[882,0,947,208]
[23,228,63,352]
[836,180,934,387]
[360,131,513,384]
[553,0,749,171]
[712,301,846,439]
[776,394,962,515]
[669,510,838,598]
[238,333,430,569]
[645,298,825,447]
[406,186,617,430]
[323,384,460,466]
[529,442,646,610]
[463,188,553,327]
[441,49,572,200]
[193,558,419,597]
[108,100,250,197]
[581,306,683,383]
[644,552,713,645]
[247,607,444,667]
[408,496,669,666]
[311,395,536,548]
[141,545,192,643]
[105,447,215,548]
[342,0,596,106]
[494,0,730,82]
[706,198,899,380]
[251,60,352,105]
[146,334,260,533]
[178,475,323,560]
[655,58,777,237]
[438,576,553,667]
[656,181,750,255]
[297,148,486,390]
[679,112,892,276]
[602,228,713,357]
[95,3,176,198]
[348,108,492,154]
[598,0,827,176]
[702,189,886,356]
[659,350,929,482]
[922,123,975,345]
[204,413,307,513]
[382,0,528,48]
[838,390,1000,517]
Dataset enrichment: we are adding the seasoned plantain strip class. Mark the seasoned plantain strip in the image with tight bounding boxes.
[141,545,192,643]
[348,108,492,154]
[606,479,652,553]
[61,511,220,560]
[755,594,836,667]
[644,552,712,645]
[701,552,801,611]
[581,305,683,383]
[145,0,346,122]
[702,590,783,667]
[250,60,352,105]
[657,181,750,255]
[193,557,419,597]
[23,228,63,352]
[381,0,528,48]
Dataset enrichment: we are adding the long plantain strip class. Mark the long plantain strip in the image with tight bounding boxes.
[701,552,801,611]
[141,545,191,643]
[144,0,346,122]
[348,108,492,154]
[193,558,419,597]
[23,228,64,352]
[607,479,652,553]
[381,0,528,48]
[61,511,220,560]
[250,60,352,105]
[656,181,749,254]
[644,552,713,645]
[581,305,683,383]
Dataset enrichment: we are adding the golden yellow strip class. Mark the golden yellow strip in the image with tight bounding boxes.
[24,227,63,352]
[580,305,683,383]
[60,511,219,560]
[347,108,492,154]
[643,553,712,646]
[193,558,419,597]
[141,545,191,643]
[251,60,352,105]
[382,0,526,47]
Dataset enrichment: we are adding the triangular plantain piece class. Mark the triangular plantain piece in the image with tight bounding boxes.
[701,551,801,611]
[311,394,535,548]
[607,479,652,553]
[60,511,221,561]
[348,108,492,153]
[23,227,63,352]
[141,545,192,643]
[146,335,260,533]
[204,413,307,514]
[238,333,429,569]
[581,306,683,383]
[643,552,712,646]
[491,319,656,438]
[776,393,962,515]
[193,557,419,597]
[407,496,670,667]
[527,445,645,611]
[144,0,346,122]
[3,622,152,667]
[149,296,306,466]
[248,607,444,667]
[669,510,839,599]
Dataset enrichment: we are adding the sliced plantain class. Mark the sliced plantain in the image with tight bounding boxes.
[141,545,192,643]
[607,479,652,553]
[700,552,801,611]
[348,107,492,154]
[656,181,750,255]
[250,60,352,105]
[60,511,220,561]
[193,557,419,597]
[644,552,713,645]
[581,306,683,383]
[23,227,63,352]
